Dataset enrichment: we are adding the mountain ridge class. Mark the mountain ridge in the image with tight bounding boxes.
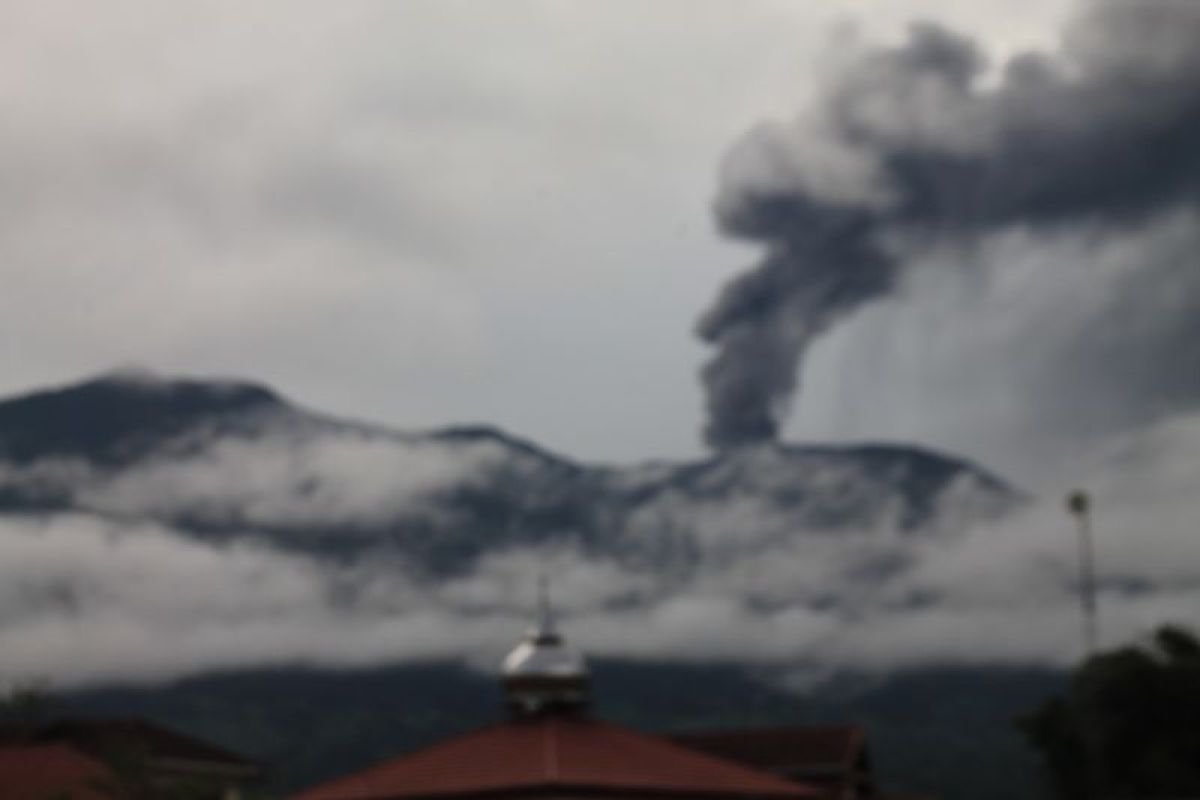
[0,371,1021,575]
[0,370,1016,481]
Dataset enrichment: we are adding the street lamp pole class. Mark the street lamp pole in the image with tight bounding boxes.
[1066,490,1098,657]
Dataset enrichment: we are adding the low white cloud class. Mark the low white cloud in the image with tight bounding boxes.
[0,513,522,687]
[1,413,517,530]
[2,409,1197,688]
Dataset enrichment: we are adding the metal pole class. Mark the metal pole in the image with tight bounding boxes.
[1067,490,1102,799]
[1067,490,1098,657]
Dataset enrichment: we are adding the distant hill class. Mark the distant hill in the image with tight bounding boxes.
[61,659,1061,800]
[0,371,1018,575]
[0,369,283,465]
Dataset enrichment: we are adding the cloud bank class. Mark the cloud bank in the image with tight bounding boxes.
[1,411,1197,688]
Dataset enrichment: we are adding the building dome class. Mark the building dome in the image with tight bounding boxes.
[502,627,586,679]
[501,580,589,717]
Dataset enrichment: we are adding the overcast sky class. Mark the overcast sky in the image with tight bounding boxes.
[0,0,1108,484]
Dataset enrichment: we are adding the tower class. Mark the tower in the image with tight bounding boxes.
[1067,489,1099,656]
[500,578,589,718]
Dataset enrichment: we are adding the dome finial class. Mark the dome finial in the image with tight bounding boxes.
[501,573,589,718]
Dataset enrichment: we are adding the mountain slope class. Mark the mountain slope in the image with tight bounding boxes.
[60,659,1062,800]
[0,369,284,464]
[0,371,1019,576]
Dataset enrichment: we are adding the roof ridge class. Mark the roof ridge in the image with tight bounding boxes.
[564,718,820,794]
[545,716,559,782]
[675,724,863,735]
[292,717,824,800]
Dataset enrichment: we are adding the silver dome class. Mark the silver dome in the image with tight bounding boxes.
[501,577,587,679]
[502,629,586,678]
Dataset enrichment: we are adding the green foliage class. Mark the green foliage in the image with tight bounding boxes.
[0,677,56,734]
[1021,625,1200,799]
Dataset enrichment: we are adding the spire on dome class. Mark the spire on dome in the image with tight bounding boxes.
[501,576,589,719]
[536,573,555,635]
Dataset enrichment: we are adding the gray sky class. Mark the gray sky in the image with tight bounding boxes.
[0,0,1160,486]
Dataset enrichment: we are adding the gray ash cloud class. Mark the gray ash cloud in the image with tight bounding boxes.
[699,0,1200,449]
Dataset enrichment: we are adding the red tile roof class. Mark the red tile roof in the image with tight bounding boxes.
[671,726,866,771]
[38,716,258,771]
[293,717,824,800]
[0,742,118,800]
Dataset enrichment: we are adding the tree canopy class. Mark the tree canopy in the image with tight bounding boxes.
[1022,625,1200,799]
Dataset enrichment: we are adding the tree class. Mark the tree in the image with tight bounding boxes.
[1021,625,1200,799]
[0,677,56,735]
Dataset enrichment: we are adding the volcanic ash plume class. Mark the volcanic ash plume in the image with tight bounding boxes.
[697,0,1200,450]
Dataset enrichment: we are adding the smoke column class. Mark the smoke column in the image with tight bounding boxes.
[698,0,1200,450]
